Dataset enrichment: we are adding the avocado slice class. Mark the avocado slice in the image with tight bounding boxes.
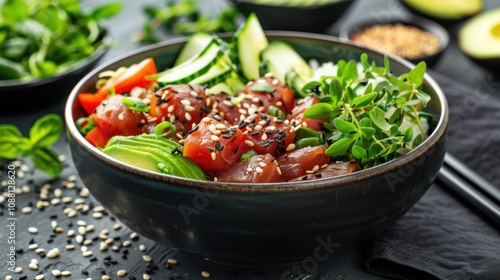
[103,135,207,180]
[459,7,500,72]
[402,0,483,21]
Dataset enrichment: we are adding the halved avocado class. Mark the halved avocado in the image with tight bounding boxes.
[402,0,483,22]
[459,8,500,72]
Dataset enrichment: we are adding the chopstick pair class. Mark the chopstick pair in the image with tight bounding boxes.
[437,152,500,226]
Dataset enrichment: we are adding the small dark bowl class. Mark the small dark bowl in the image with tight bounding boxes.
[229,0,355,32]
[65,32,448,263]
[0,36,110,114]
[339,16,449,68]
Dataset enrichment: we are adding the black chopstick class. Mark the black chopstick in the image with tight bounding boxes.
[437,153,500,225]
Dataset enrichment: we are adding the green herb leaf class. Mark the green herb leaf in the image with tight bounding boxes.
[369,107,392,131]
[295,137,322,149]
[352,92,378,108]
[360,127,375,139]
[31,146,63,178]
[249,83,274,92]
[329,78,343,105]
[122,96,149,112]
[325,137,355,156]
[0,125,29,159]
[416,90,431,108]
[342,60,358,83]
[304,103,338,120]
[407,61,426,87]
[268,105,286,119]
[334,118,357,134]
[1,0,30,25]
[402,126,413,142]
[90,3,122,21]
[240,150,258,162]
[352,145,367,159]
[29,114,62,147]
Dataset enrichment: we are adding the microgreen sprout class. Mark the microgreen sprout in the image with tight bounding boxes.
[303,54,431,169]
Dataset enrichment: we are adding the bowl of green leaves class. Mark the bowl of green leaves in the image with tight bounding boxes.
[0,0,121,111]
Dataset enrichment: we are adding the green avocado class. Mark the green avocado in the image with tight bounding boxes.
[102,134,207,180]
[459,8,500,71]
[402,0,483,20]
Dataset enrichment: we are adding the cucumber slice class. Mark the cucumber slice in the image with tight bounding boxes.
[233,13,268,81]
[206,72,246,95]
[189,56,234,88]
[156,41,226,86]
[174,33,214,66]
[261,41,313,96]
[261,41,312,82]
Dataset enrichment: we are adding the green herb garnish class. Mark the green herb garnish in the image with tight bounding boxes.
[0,114,64,178]
[304,54,430,169]
[136,0,238,43]
[0,0,121,81]
[122,96,149,113]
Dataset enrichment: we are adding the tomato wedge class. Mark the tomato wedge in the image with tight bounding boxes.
[78,58,157,115]
[85,127,113,148]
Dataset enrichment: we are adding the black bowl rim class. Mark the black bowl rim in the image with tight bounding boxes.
[65,31,448,192]
[230,0,354,9]
[338,15,450,60]
[0,35,112,91]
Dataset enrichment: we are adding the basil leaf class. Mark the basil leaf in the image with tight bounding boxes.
[325,137,355,156]
[0,125,30,159]
[29,113,62,147]
[31,146,63,178]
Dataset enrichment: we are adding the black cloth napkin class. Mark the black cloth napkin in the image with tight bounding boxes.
[366,72,500,280]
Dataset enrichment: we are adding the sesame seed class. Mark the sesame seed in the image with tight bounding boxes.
[139,244,146,251]
[34,275,44,280]
[93,206,105,212]
[76,235,84,244]
[35,248,45,254]
[61,271,71,276]
[201,271,210,278]
[52,270,61,277]
[21,206,32,214]
[99,242,108,251]
[142,255,152,262]
[67,229,75,237]
[82,251,93,257]
[286,143,296,152]
[255,167,263,174]
[167,258,178,265]
[210,135,219,141]
[28,227,38,234]
[65,245,75,250]
[180,100,191,106]
[29,262,38,270]
[122,240,132,247]
[15,267,22,274]
[277,167,282,175]
[113,223,122,230]
[5,276,12,280]
[211,152,216,161]
[143,273,151,280]
[102,276,111,280]
[184,105,195,112]
[244,140,254,147]
[117,270,127,277]
[47,248,60,258]
[93,212,103,219]
[29,244,39,250]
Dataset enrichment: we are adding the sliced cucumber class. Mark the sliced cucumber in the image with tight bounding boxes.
[156,40,227,86]
[206,72,246,95]
[233,13,268,81]
[189,57,234,88]
[174,33,214,66]
[261,41,313,96]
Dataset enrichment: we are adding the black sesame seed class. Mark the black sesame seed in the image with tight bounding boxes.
[315,173,322,178]
[156,99,163,106]
[302,175,308,180]
[233,145,239,155]
[82,269,89,275]
[206,147,215,152]
[251,131,261,136]
[215,142,224,151]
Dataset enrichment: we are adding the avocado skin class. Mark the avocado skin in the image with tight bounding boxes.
[103,134,207,180]
[400,0,483,25]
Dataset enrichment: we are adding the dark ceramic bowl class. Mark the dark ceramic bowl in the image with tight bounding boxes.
[0,36,110,113]
[65,32,448,263]
[339,16,449,68]
[229,0,355,32]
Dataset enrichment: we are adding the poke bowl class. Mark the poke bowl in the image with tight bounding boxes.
[65,17,448,263]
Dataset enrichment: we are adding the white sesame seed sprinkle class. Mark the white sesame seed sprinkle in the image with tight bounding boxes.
[52,270,61,277]
[29,244,39,250]
[117,270,127,277]
[28,227,38,234]
[61,271,71,276]
[29,262,38,270]
[34,275,44,280]
[21,207,32,214]
[15,267,22,274]
[142,255,152,262]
